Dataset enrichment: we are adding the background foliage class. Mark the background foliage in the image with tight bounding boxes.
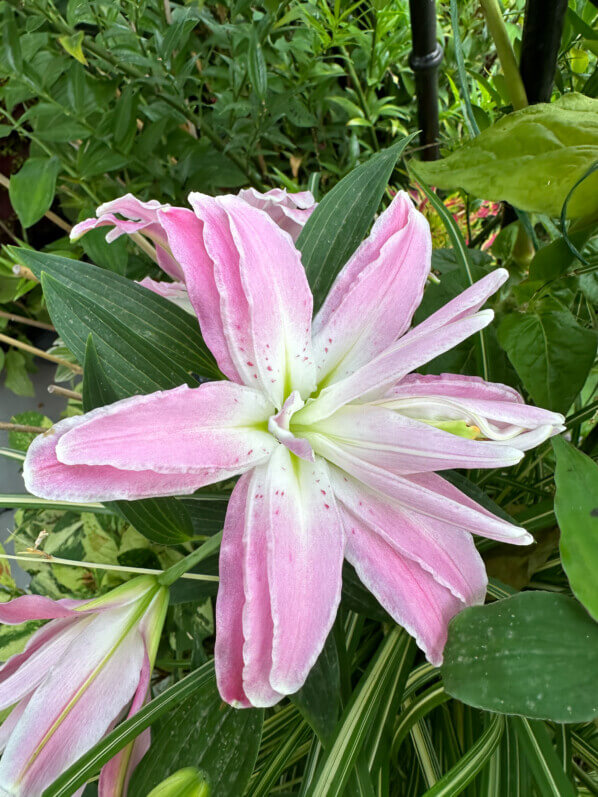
[0,0,598,795]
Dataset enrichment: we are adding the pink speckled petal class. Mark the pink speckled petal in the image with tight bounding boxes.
[158,206,241,381]
[312,192,431,383]
[215,473,253,708]
[216,194,316,407]
[343,505,466,666]
[331,470,487,604]
[310,434,532,545]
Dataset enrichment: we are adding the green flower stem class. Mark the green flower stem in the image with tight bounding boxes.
[158,531,223,586]
[0,553,219,582]
[479,0,528,110]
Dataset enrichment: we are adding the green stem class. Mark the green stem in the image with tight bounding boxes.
[479,0,528,110]
[158,531,223,586]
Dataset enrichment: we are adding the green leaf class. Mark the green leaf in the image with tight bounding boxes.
[307,628,411,796]
[413,94,598,218]
[8,411,52,451]
[83,335,193,545]
[9,157,60,228]
[422,714,504,797]
[58,30,87,65]
[42,662,215,797]
[498,310,596,413]
[510,717,577,797]
[291,631,341,747]
[146,768,209,797]
[297,135,416,312]
[0,494,108,513]
[10,248,220,393]
[442,591,598,722]
[4,350,34,397]
[129,670,263,797]
[247,31,267,100]
[553,436,598,620]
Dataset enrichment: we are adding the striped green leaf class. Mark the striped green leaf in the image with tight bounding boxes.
[421,714,504,797]
[510,717,577,797]
[306,627,411,796]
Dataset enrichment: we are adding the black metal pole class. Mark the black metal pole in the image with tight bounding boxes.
[519,0,568,104]
[408,0,443,161]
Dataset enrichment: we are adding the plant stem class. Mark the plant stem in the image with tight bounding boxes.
[158,531,223,586]
[479,0,528,110]
[48,385,81,400]
[0,553,219,581]
[0,421,49,434]
[0,309,55,331]
[0,332,83,374]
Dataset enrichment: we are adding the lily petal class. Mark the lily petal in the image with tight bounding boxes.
[411,268,508,337]
[71,194,183,281]
[0,619,86,710]
[215,194,316,406]
[297,310,495,424]
[241,464,284,707]
[215,473,253,708]
[306,403,523,474]
[0,610,145,796]
[385,373,565,445]
[265,447,344,695]
[238,187,316,241]
[0,595,85,624]
[157,206,242,381]
[311,434,532,544]
[98,649,151,797]
[331,470,487,604]
[312,192,431,384]
[24,383,276,502]
[343,506,466,666]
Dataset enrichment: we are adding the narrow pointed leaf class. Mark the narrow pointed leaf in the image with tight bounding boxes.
[510,717,577,797]
[10,248,220,388]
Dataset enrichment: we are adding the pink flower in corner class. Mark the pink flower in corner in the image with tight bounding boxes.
[0,576,168,796]
[70,188,316,312]
[27,191,564,707]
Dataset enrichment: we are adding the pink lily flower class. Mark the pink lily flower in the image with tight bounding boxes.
[0,576,168,796]
[27,191,563,707]
[70,188,316,311]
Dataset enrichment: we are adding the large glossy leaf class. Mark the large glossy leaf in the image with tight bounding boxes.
[297,134,416,312]
[129,670,263,797]
[553,436,598,620]
[413,94,598,217]
[11,248,220,392]
[9,157,61,228]
[43,663,215,797]
[82,335,193,545]
[498,310,596,413]
[442,592,598,722]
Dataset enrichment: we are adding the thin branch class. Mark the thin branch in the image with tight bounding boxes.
[0,421,49,434]
[48,385,81,401]
[0,332,83,374]
[0,552,219,582]
[0,310,55,331]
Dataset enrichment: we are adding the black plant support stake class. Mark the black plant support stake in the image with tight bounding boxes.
[408,0,443,161]
[519,0,568,104]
